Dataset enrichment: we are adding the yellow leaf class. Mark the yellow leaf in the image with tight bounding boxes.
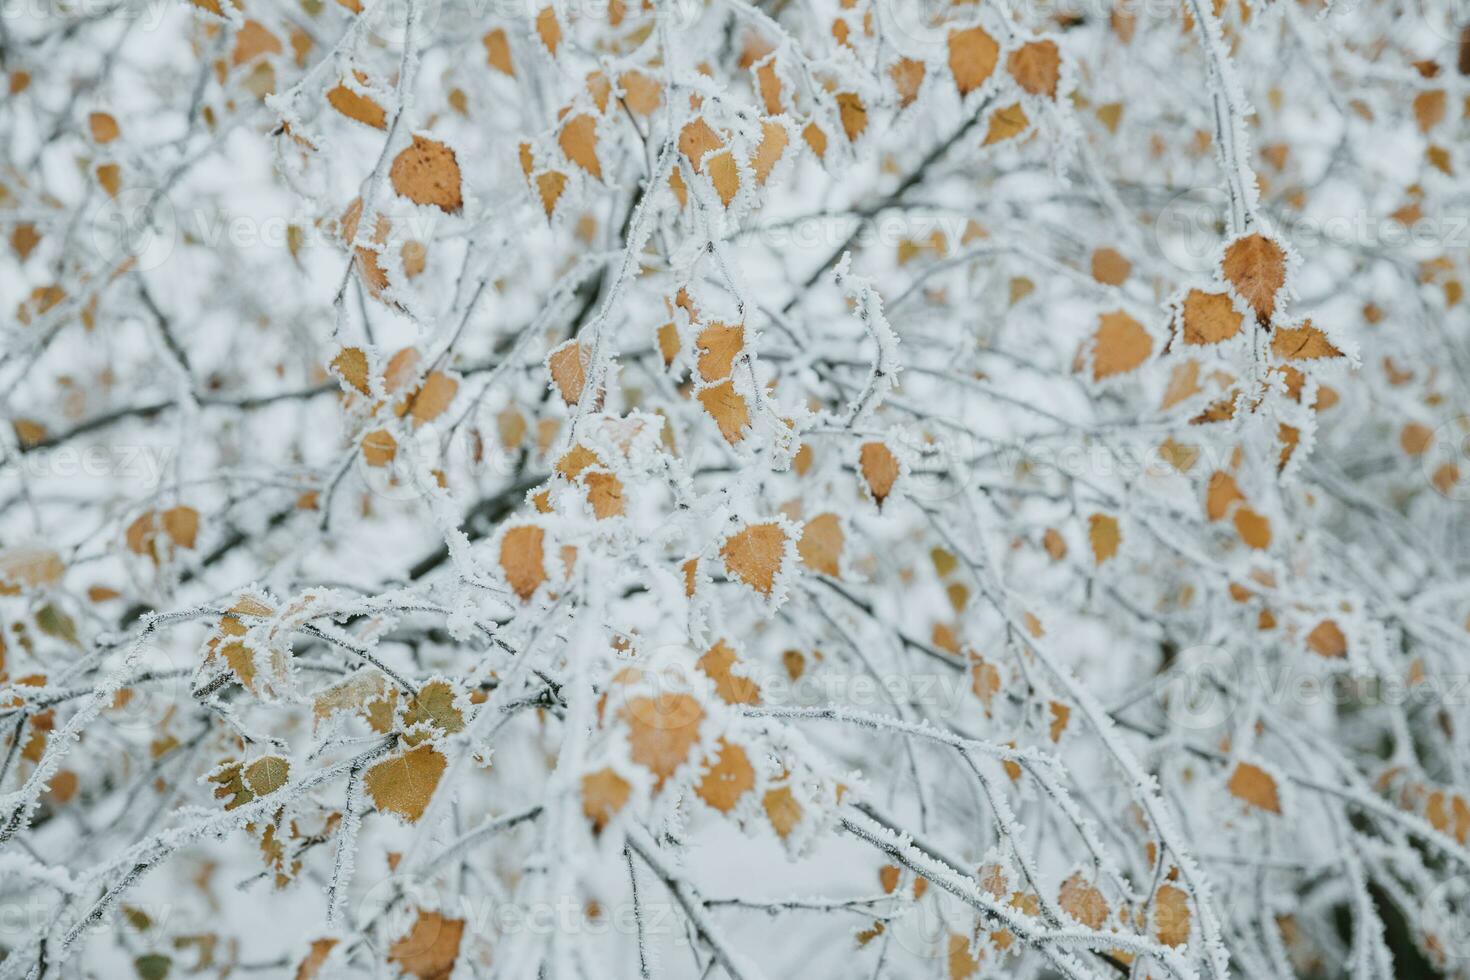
[836,92,867,141]
[1233,506,1271,549]
[889,58,925,108]
[1154,883,1191,947]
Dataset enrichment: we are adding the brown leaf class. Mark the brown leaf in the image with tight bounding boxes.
[698,639,761,705]
[483,28,514,75]
[402,372,458,426]
[1179,289,1243,345]
[361,429,397,467]
[764,785,801,838]
[1233,507,1271,550]
[1091,311,1152,380]
[365,744,446,823]
[889,58,925,108]
[581,767,630,833]
[331,346,371,396]
[1205,471,1243,521]
[622,693,704,788]
[1306,619,1347,658]
[88,111,120,143]
[500,525,547,601]
[559,113,602,180]
[1221,233,1287,323]
[721,521,788,595]
[1058,873,1109,929]
[696,738,755,812]
[797,512,843,577]
[1090,247,1131,286]
[697,380,749,444]
[1270,321,1342,361]
[695,322,743,381]
[390,135,463,214]
[535,6,561,56]
[1227,760,1281,813]
[751,121,788,184]
[1087,513,1120,564]
[548,340,587,405]
[327,82,385,129]
[0,547,64,593]
[1007,39,1061,97]
[1154,883,1191,947]
[859,441,900,507]
[679,118,724,173]
[536,171,567,218]
[387,909,464,980]
[983,103,1029,145]
[836,92,867,142]
[706,150,741,207]
[948,26,999,96]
